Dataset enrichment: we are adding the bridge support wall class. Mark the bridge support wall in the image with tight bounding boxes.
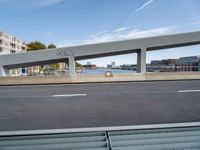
[0,66,9,77]
[68,57,76,75]
[137,48,146,73]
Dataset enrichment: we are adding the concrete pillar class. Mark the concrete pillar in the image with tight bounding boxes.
[68,56,76,75]
[0,66,9,76]
[0,67,3,77]
[137,48,146,73]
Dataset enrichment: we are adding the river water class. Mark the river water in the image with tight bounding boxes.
[80,69,136,75]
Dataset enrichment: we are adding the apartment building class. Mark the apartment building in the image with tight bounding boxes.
[0,31,26,55]
[0,31,27,75]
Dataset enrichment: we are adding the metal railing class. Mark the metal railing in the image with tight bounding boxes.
[1,122,200,150]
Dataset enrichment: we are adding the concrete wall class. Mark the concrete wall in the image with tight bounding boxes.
[145,72,200,80]
[0,72,199,85]
[0,75,72,85]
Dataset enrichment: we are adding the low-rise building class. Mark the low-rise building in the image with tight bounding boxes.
[0,31,27,75]
[83,64,96,69]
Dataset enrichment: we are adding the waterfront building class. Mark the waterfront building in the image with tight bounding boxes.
[107,64,112,68]
[180,56,200,64]
[111,62,115,67]
[149,56,200,72]
[179,56,200,71]
[87,62,92,65]
[149,59,180,72]
[107,62,117,69]
[83,64,96,69]
[120,64,137,71]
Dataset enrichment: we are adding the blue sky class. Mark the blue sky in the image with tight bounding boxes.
[0,0,200,66]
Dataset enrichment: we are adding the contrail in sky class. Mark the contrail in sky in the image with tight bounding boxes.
[119,0,155,26]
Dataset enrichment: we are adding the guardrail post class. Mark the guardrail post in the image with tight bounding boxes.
[68,56,76,76]
[137,48,146,73]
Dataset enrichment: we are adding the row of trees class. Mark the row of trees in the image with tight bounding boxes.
[27,41,56,51]
[26,41,82,70]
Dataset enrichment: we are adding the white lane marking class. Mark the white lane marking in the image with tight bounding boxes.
[178,89,200,93]
[52,94,87,97]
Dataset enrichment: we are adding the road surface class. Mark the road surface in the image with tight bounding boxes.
[0,80,200,131]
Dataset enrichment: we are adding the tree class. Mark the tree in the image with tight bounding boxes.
[27,41,46,51]
[76,62,83,68]
[48,44,56,49]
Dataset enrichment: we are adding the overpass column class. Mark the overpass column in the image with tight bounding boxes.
[68,56,76,75]
[0,66,9,76]
[137,48,146,73]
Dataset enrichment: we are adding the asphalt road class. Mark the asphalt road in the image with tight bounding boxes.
[0,80,200,131]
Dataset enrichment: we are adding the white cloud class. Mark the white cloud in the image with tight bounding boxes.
[125,26,175,39]
[56,40,81,47]
[184,21,200,26]
[56,21,200,47]
[88,31,108,39]
[84,26,176,44]
[56,25,176,47]
[113,27,130,33]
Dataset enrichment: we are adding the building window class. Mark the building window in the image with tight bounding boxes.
[10,50,16,53]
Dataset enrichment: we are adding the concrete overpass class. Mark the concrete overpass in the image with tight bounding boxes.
[0,31,200,76]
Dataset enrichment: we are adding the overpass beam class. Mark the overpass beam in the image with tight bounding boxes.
[137,48,146,73]
[68,57,76,75]
[0,66,9,76]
